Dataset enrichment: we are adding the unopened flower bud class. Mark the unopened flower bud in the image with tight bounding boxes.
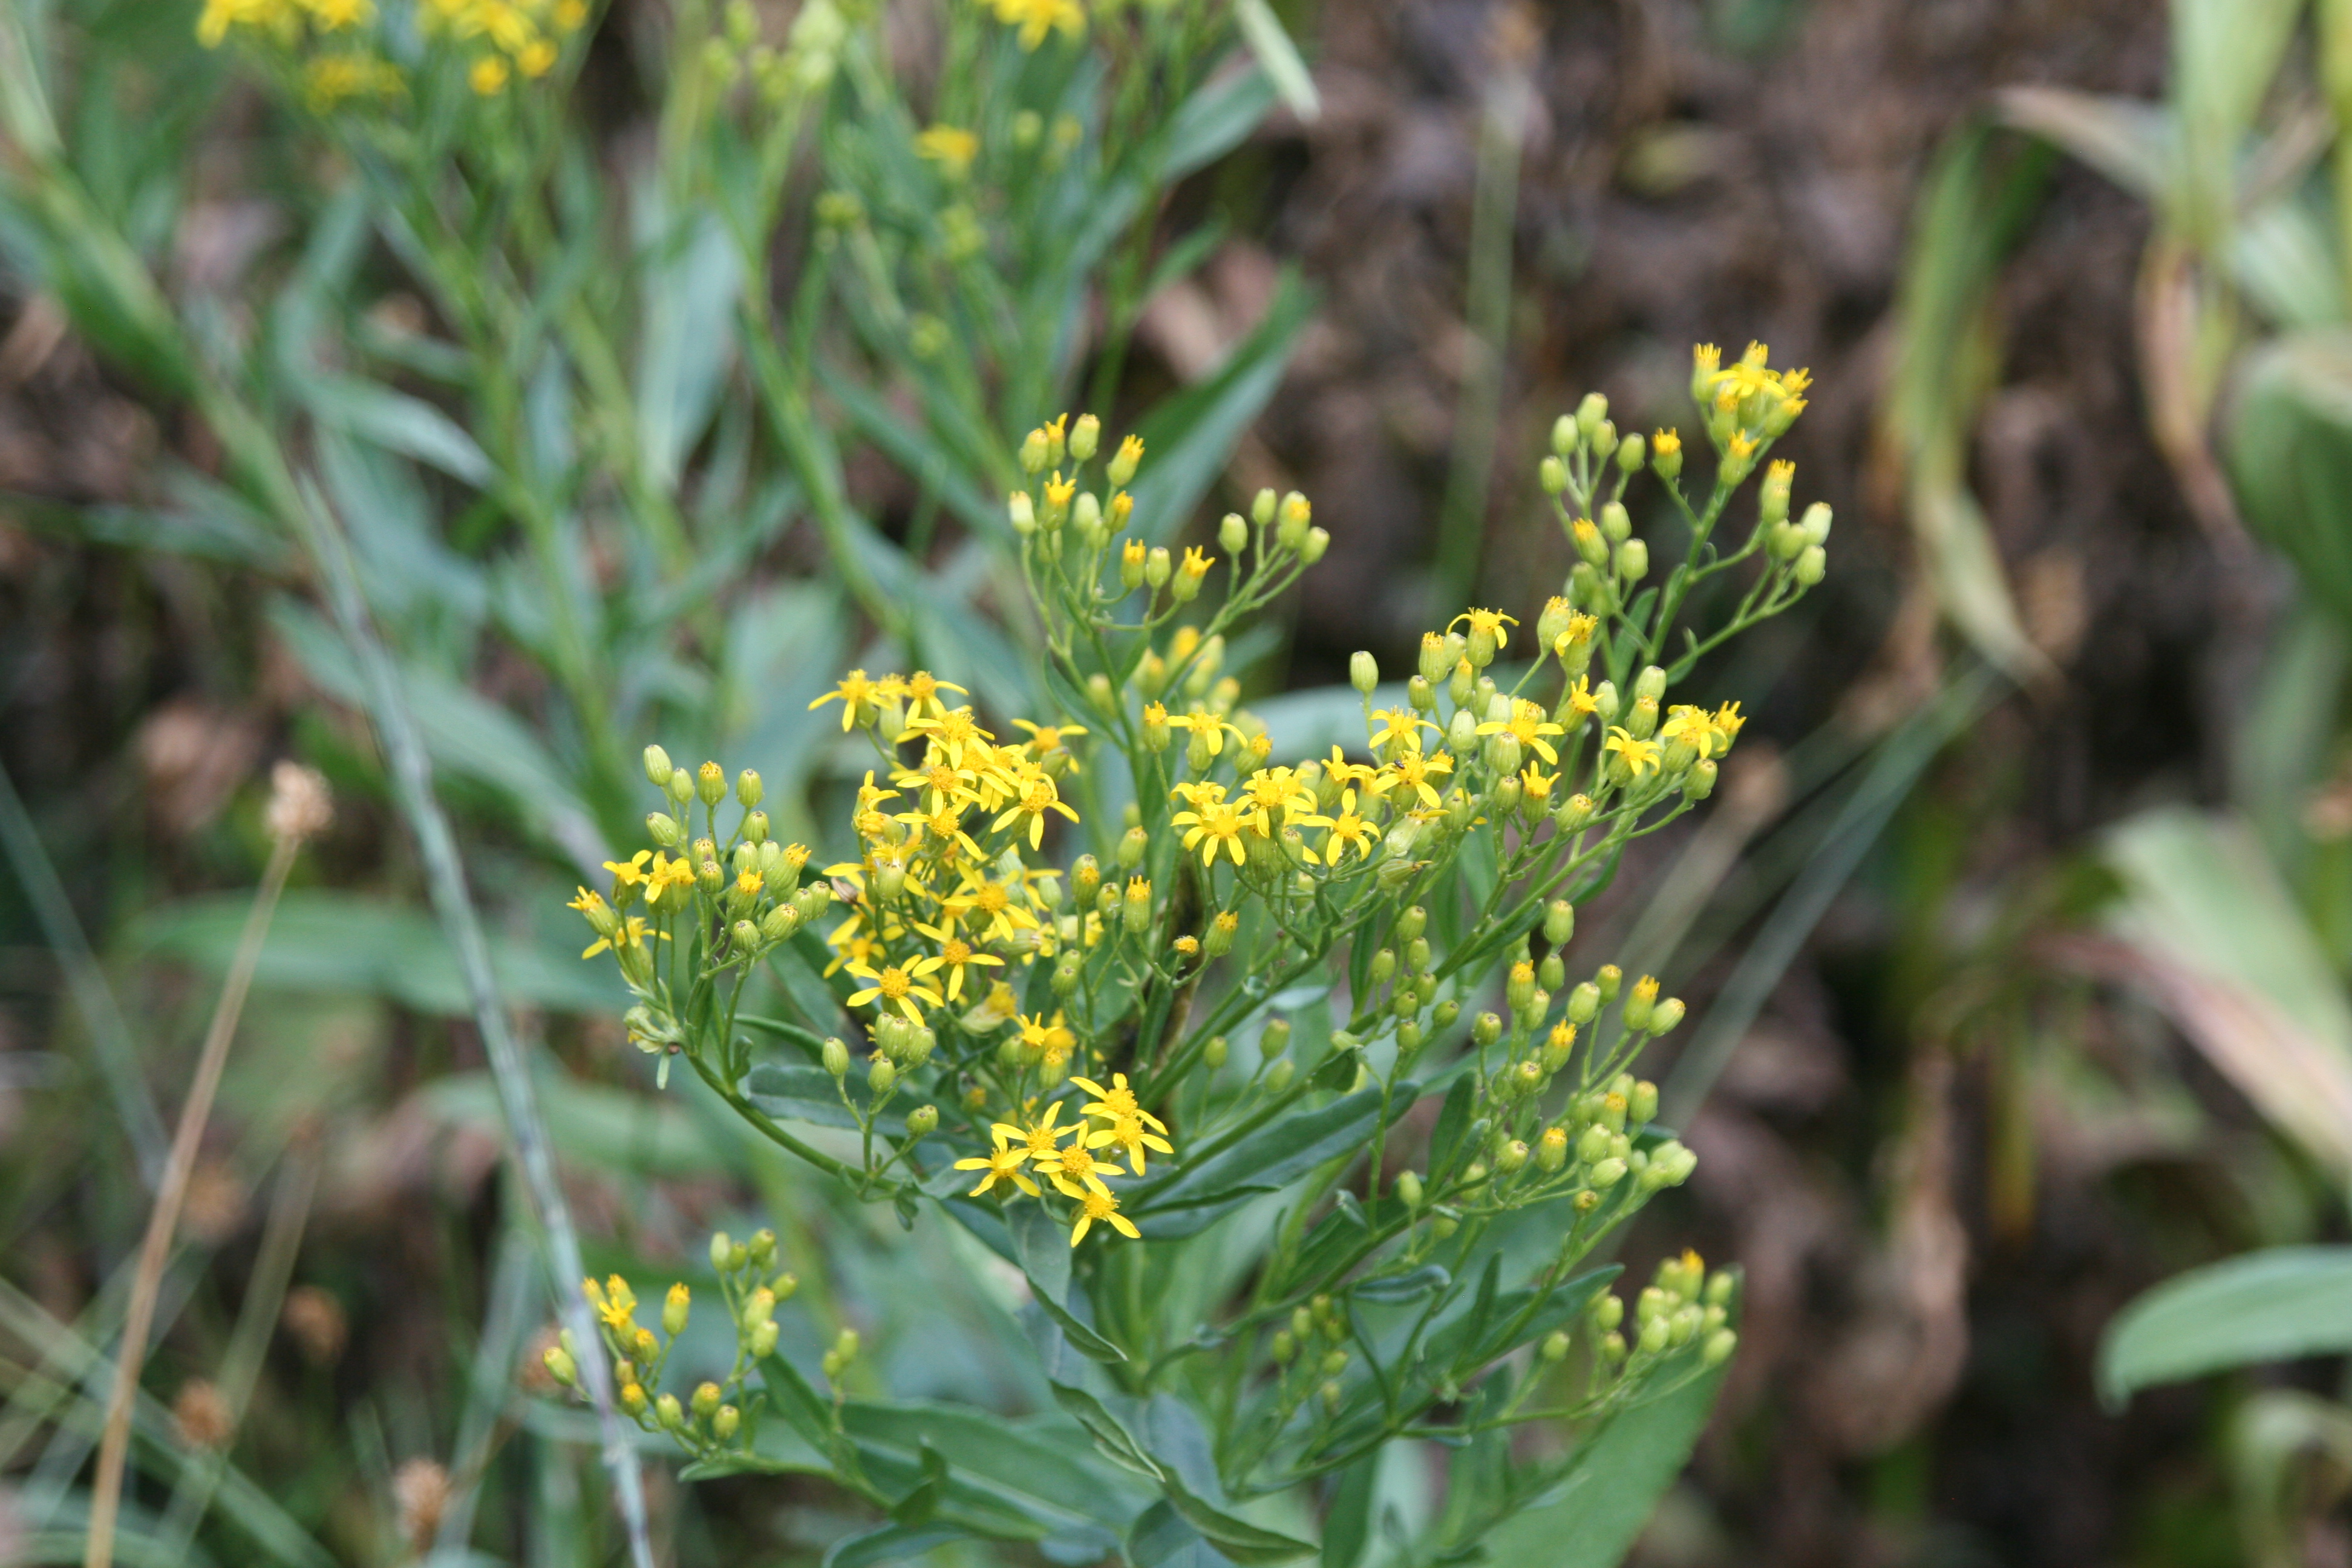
[1272,1330,1295,1363]
[1618,432,1646,471]
[1576,392,1609,442]
[822,1037,849,1077]
[714,1403,741,1439]
[1300,527,1329,564]
[907,1104,938,1137]
[1615,538,1649,581]
[1267,1059,1295,1092]
[696,761,727,806]
[1276,491,1312,549]
[1497,1139,1529,1174]
[750,1319,779,1357]
[643,745,674,786]
[1349,650,1379,694]
[1800,500,1833,546]
[1630,1080,1659,1125]
[647,811,682,848]
[1794,544,1826,586]
[543,1344,577,1386]
[1648,998,1685,1035]
[664,1283,690,1337]
[1542,1330,1571,1362]
[1218,512,1249,555]
[1108,434,1144,488]
[1540,455,1567,494]
[1538,1126,1569,1172]
[1472,1011,1502,1048]
[1590,1157,1627,1189]
[693,1380,722,1419]
[1069,413,1100,462]
[654,1392,684,1428]
[1204,910,1240,957]
[1203,1035,1228,1069]
[1123,876,1152,935]
[1117,825,1148,869]
[1396,1169,1424,1209]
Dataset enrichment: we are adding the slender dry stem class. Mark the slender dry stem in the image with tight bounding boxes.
[82,828,299,1568]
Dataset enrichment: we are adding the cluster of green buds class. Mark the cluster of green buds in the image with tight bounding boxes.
[1590,1249,1739,1379]
[1010,413,1328,667]
[1267,1293,1355,1419]
[543,1232,799,1460]
[697,0,848,105]
[570,748,829,1086]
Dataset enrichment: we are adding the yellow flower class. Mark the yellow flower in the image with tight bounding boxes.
[299,0,374,25]
[1070,1072,1162,1131]
[1088,1111,1173,1175]
[1011,718,1088,769]
[988,0,1085,50]
[469,54,511,94]
[809,668,881,730]
[1171,794,1250,868]
[1561,675,1599,725]
[1300,789,1377,865]
[991,770,1080,849]
[1449,607,1517,651]
[916,124,981,180]
[992,1101,1073,1163]
[1659,704,1725,759]
[910,920,1005,1001]
[604,849,652,890]
[1713,701,1746,743]
[641,852,693,906]
[585,1275,636,1333]
[943,872,1038,944]
[567,886,607,916]
[582,916,662,959]
[1070,1186,1140,1246]
[900,670,967,720]
[1165,709,1238,757]
[1652,429,1681,460]
[1237,766,1317,834]
[1368,708,1434,756]
[955,1143,1040,1198]
[844,961,945,1024]
[1381,750,1452,809]
[1476,698,1566,764]
[517,37,558,76]
[1017,1011,1078,1067]
[1603,727,1661,779]
[1040,1137,1115,1199]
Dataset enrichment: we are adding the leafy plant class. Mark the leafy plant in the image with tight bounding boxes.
[548,346,1831,1560]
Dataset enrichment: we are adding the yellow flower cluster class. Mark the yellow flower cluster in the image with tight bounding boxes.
[985,0,1085,50]
[955,1073,1171,1244]
[195,0,587,103]
[1691,340,1809,466]
[418,0,589,93]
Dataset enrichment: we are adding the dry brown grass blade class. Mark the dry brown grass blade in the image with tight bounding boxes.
[82,763,327,1568]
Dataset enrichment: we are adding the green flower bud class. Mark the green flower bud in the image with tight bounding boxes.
[1217,511,1249,557]
[1566,982,1601,1025]
[906,1104,938,1137]
[736,768,764,808]
[1552,414,1578,456]
[1396,1170,1424,1208]
[1540,455,1568,494]
[1630,1080,1659,1125]
[822,1037,849,1077]
[1538,1126,1569,1172]
[731,918,760,952]
[1252,487,1279,527]
[697,761,727,806]
[714,1403,742,1440]
[748,1229,777,1269]
[1575,391,1608,443]
[1538,952,1566,993]
[1541,1330,1571,1363]
[1350,650,1379,694]
[643,745,675,786]
[1648,998,1685,1035]
[1618,433,1646,472]
[1432,1214,1460,1239]
[1267,1059,1296,1093]
[542,1344,577,1387]
[1434,998,1460,1030]
[664,1283,691,1337]
[1117,825,1148,869]
[1638,1315,1669,1354]
[710,1232,734,1273]
[1704,1328,1737,1367]
[1070,413,1101,462]
[1800,500,1833,546]
[1599,501,1632,544]
[1300,526,1330,565]
[656,1392,684,1429]
[1497,1139,1529,1174]
[1472,1011,1503,1048]
[1589,1157,1627,1189]
[693,1380,722,1418]
[1258,1017,1292,1060]
[750,1319,779,1357]
[1276,491,1312,550]
[1272,1330,1296,1363]
[1794,543,1826,586]
[647,811,682,848]
[1204,1035,1229,1069]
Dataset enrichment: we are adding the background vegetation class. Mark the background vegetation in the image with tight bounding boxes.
[5,0,2352,1563]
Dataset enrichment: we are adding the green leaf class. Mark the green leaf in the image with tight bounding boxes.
[1161,59,1279,182]
[887,1443,951,1526]
[2099,1246,2352,1406]
[840,1400,1144,1546]
[1129,270,1316,546]
[1049,1380,1166,1480]
[635,209,740,492]
[1472,1360,1728,1568]
[742,1062,906,1135]
[1320,1451,1379,1568]
[1231,0,1320,122]
[1008,1200,1129,1362]
[1428,1076,1475,1180]
[758,1348,865,1483]
[1162,1472,1317,1565]
[129,891,624,1017]
[1129,1082,1409,1238]
[1129,1499,1241,1568]
[2230,330,2352,629]
[423,1071,736,1178]
[1352,1264,1449,1304]
[822,1523,973,1568]
[300,373,494,489]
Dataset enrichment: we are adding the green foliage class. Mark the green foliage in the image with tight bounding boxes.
[2100,1247,2352,1407]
